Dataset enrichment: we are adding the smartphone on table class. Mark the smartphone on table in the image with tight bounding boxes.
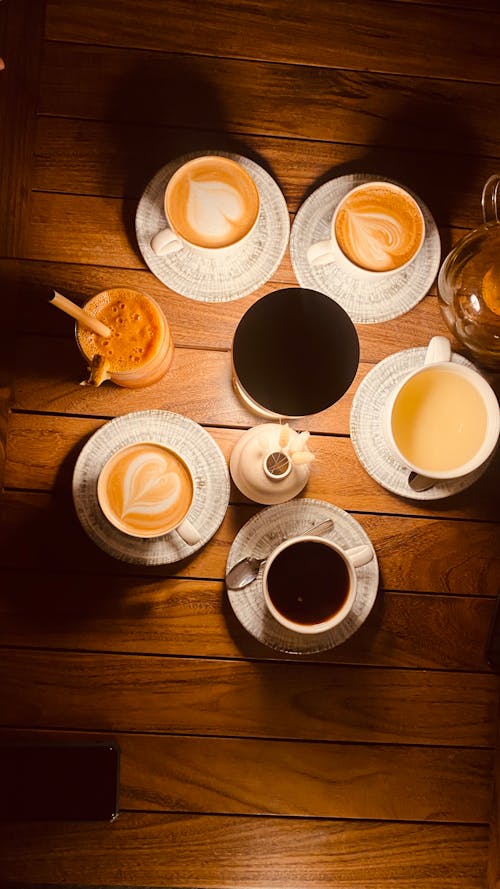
[0,740,120,821]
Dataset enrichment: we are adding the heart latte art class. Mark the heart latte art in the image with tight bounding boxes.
[335,184,425,272]
[98,443,193,537]
[166,156,260,249]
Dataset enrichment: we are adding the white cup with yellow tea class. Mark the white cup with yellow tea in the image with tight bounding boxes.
[97,442,201,545]
[150,155,260,257]
[384,336,500,480]
[307,180,425,278]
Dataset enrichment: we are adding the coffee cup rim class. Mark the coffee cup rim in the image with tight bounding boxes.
[384,360,500,479]
[262,535,357,635]
[164,154,261,252]
[331,180,426,276]
[97,440,195,539]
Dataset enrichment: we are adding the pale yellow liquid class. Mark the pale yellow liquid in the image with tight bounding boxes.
[391,367,487,472]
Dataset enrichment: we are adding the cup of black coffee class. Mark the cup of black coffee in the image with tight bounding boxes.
[263,535,374,634]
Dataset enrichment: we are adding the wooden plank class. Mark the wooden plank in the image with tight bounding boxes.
[37,43,500,157]
[5,412,500,524]
[0,648,497,746]
[0,812,489,888]
[0,0,45,256]
[1,487,499,592]
[43,0,500,83]
[2,256,459,362]
[0,569,495,670]
[33,117,500,230]
[0,726,493,823]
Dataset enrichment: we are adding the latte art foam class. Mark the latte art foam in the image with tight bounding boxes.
[98,443,193,537]
[335,184,424,272]
[166,156,260,249]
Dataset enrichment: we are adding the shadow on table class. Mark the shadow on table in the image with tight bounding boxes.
[302,97,480,259]
[105,56,278,262]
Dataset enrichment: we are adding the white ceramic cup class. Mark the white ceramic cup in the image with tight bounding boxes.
[307,180,425,278]
[263,534,374,635]
[150,155,260,257]
[97,442,201,545]
[384,335,500,480]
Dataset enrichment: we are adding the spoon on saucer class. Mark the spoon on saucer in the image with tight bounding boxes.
[226,518,334,590]
[408,471,435,493]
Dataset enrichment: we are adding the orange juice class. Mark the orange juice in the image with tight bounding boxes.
[76,289,173,388]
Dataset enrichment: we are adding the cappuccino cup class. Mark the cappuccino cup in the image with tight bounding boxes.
[384,336,500,480]
[76,288,173,388]
[150,155,260,257]
[307,180,425,277]
[263,535,374,634]
[97,442,201,545]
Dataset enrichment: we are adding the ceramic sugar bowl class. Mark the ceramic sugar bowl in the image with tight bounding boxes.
[438,174,500,369]
[229,423,315,504]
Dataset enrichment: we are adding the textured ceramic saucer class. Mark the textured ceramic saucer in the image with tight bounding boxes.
[290,173,441,324]
[350,347,490,500]
[73,410,230,565]
[226,498,379,655]
[136,151,289,302]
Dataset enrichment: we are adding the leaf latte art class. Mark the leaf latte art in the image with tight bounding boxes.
[98,443,193,536]
[186,179,246,243]
[335,184,424,272]
[121,453,181,520]
[166,155,260,249]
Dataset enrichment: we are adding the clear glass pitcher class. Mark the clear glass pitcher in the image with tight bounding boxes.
[438,174,500,369]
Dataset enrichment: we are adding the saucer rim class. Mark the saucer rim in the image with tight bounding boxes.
[72,409,230,565]
[226,497,379,655]
[135,150,290,303]
[349,347,490,500]
[290,171,441,324]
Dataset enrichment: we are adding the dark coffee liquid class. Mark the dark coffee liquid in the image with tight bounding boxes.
[266,540,350,625]
[232,288,359,417]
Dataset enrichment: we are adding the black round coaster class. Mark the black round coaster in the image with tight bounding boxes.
[232,287,360,417]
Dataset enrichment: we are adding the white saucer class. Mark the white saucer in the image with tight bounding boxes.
[350,348,490,500]
[135,151,290,302]
[226,498,379,655]
[290,173,441,324]
[73,410,230,565]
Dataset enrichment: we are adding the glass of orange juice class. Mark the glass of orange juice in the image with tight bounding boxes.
[76,288,174,388]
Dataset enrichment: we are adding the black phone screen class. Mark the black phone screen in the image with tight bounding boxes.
[0,741,120,821]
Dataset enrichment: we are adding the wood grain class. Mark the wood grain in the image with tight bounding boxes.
[0,0,45,256]
[0,571,495,670]
[44,0,500,83]
[0,727,493,823]
[38,42,500,157]
[32,117,500,230]
[0,815,489,888]
[1,1,499,883]
[1,648,497,746]
[5,411,500,525]
[1,487,499,591]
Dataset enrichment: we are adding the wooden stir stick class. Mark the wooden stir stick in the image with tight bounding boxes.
[49,290,112,338]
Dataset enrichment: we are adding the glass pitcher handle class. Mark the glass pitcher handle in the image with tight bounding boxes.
[481,174,500,225]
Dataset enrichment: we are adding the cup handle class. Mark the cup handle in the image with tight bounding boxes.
[307,239,336,267]
[481,174,500,226]
[424,335,451,365]
[150,227,183,256]
[175,517,201,546]
[344,544,374,568]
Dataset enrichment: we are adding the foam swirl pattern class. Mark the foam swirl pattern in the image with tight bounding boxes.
[186,179,246,243]
[335,186,424,272]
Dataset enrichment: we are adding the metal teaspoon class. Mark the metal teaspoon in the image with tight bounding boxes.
[225,518,335,590]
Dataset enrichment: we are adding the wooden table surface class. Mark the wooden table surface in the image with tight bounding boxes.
[1,1,500,887]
